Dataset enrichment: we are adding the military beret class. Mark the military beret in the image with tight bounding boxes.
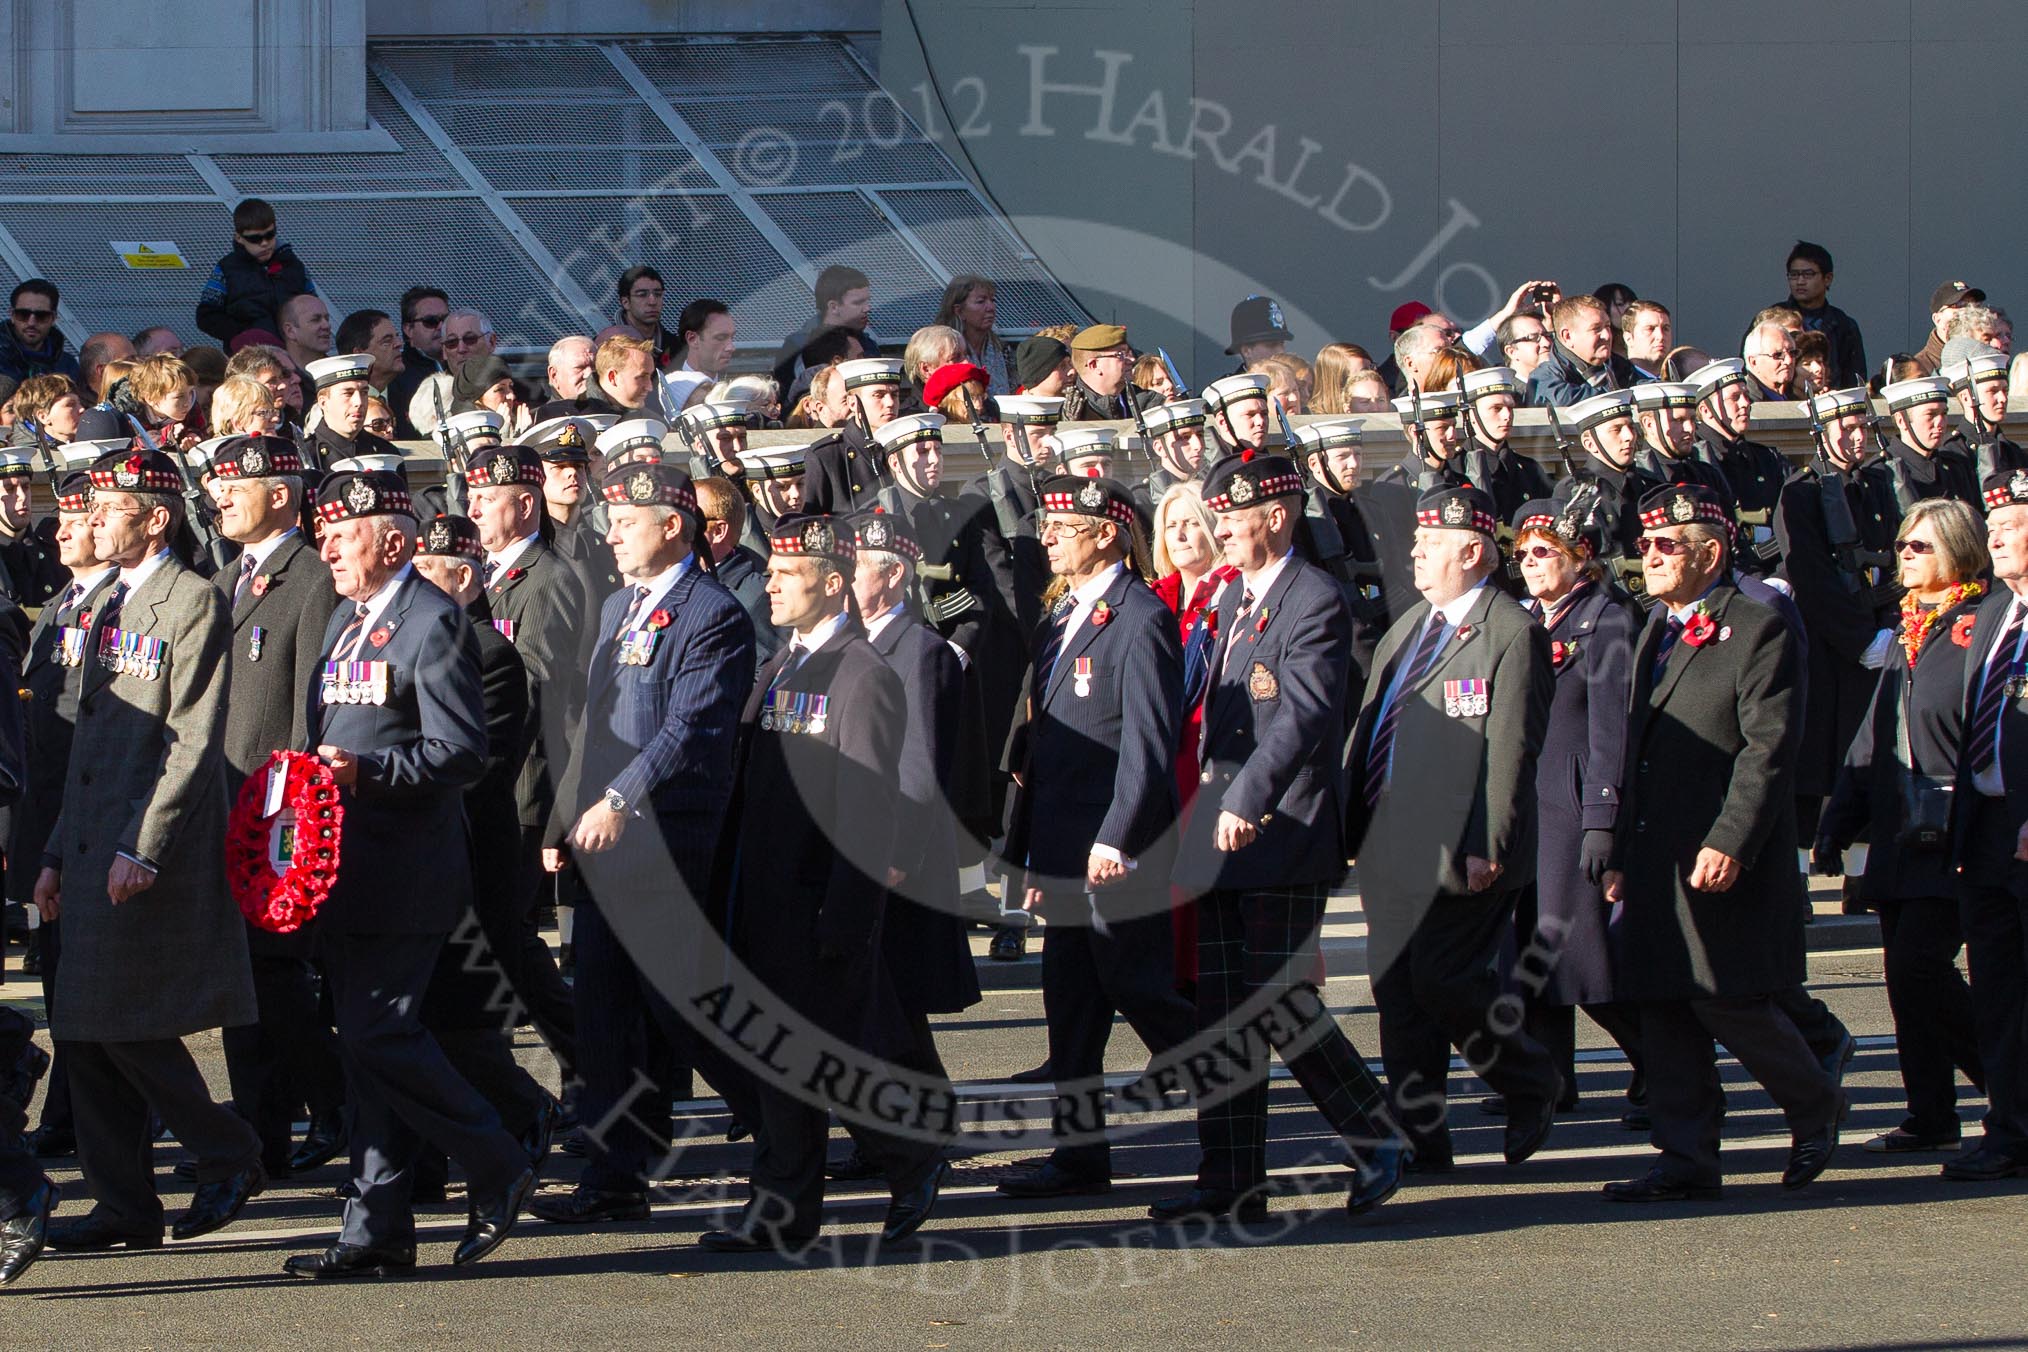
[1630,382,1700,412]
[1039,473,1138,527]
[1203,373,1270,414]
[1202,449,1304,511]
[872,412,945,456]
[1687,358,1749,400]
[1227,295,1292,354]
[997,393,1065,427]
[416,513,484,560]
[852,507,923,561]
[599,459,697,513]
[837,357,905,390]
[464,445,544,489]
[1636,482,1729,530]
[1291,420,1362,454]
[0,451,35,480]
[208,434,304,480]
[1942,351,2009,392]
[1392,389,1462,422]
[595,418,668,467]
[922,362,990,409]
[1415,484,1498,536]
[1143,399,1207,435]
[1880,377,1952,413]
[53,470,92,512]
[1982,467,2028,514]
[768,512,856,564]
[1569,390,1637,433]
[444,409,505,446]
[1055,426,1117,465]
[1069,323,1128,353]
[1013,336,1070,391]
[88,448,182,496]
[1461,366,1522,401]
[315,470,414,523]
[1808,386,1871,422]
[305,354,374,391]
[518,415,595,464]
[742,444,807,482]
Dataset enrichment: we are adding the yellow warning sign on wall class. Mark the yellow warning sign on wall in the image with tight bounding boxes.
[111,241,188,270]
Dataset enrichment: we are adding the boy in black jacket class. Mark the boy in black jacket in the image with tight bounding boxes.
[195,198,318,346]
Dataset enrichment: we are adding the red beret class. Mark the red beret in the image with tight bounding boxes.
[923,361,990,409]
[1388,301,1434,333]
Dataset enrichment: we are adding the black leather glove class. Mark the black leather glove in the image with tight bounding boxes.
[1578,829,1614,886]
[1810,839,1844,878]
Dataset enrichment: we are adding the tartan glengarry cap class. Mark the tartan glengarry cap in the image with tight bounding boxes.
[463,444,545,489]
[1038,473,1138,527]
[769,512,856,564]
[416,513,485,560]
[1880,376,1952,413]
[852,507,923,561]
[88,448,182,496]
[1569,389,1637,433]
[1202,449,1304,511]
[54,470,92,512]
[1415,484,1498,536]
[208,434,303,480]
[316,470,415,522]
[1637,482,1729,530]
[1982,468,2028,513]
[1510,496,1602,555]
[599,459,697,513]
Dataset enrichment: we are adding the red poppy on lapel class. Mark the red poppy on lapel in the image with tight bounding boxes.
[1682,613,1717,648]
[1953,614,1976,648]
[646,609,673,631]
[1456,624,1472,642]
[1551,639,1576,667]
[1090,600,1112,628]
[504,567,526,585]
[250,575,270,598]
[368,627,391,648]
[1253,608,1270,635]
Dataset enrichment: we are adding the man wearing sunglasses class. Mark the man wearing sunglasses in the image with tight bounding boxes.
[0,281,77,386]
[195,198,318,348]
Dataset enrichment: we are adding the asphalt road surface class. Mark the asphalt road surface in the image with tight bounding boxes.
[1,944,2023,1351]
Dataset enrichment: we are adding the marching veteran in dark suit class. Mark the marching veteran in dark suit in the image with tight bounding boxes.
[1602,483,1842,1201]
[998,474,1192,1201]
[533,460,763,1228]
[1159,451,1405,1226]
[282,469,534,1278]
[701,513,948,1255]
[209,434,349,1180]
[34,447,265,1252]
[1346,484,1563,1172]
[1941,469,2028,1182]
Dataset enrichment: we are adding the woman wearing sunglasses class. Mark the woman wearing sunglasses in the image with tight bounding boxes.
[1815,497,1989,1152]
[1490,499,1645,1120]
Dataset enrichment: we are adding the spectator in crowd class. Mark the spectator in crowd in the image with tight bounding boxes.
[1914,281,1984,375]
[594,334,662,418]
[903,326,964,412]
[1012,334,1072,398]
[1309,342,1374,414]
[75,332,134,404]
[1622,301,1673,379]
[1794,331,1832,397]
[125,353,202,448]
[278,293,333,387]
[442,309,496,376]
[1947,304,2010,357]
[661,299,737,411]
[208,374,281,437]
[534,335,604,420]
[1458,279,1562,362]
[1133,353,1177,401]
[386,285,449,437]
[1774,240,1867,387]
[132,326,183,358]
[361,394,397,440]
[1256,353,1311,414]
[93,357,137,405]
[1595,282,1637,350]
[224,343,303,426]
[771,264,876,393]
[616,265,679,369]
[7,373,82,449]
[1743,319,1799,400]
[1663,344,1711,380]
[451,354,531,439]
[1526,295,1637,407]
[935,275,1010,394]
[336,309,402,395]
[2008,351,2028,407]
[1497,311,1555,385]
[194,198,317,345]
[1375,301,1443,394]
[1344,367,1392,412]
[0,281,77,386]
[183,345,226,414]
[1391,320,1450,395]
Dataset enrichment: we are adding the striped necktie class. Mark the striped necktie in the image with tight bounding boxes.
[1651,615,1687,686]
[1364,616,1448,807]
[1968,604,2024,776]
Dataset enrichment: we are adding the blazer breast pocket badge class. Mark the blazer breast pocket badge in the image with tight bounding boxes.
[98,627,164,680]
[1443,678,1489,717]
[1247,661,1278,701]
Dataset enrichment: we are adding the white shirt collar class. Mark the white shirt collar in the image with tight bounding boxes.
[627,554,694,618]
[1664,581,1723,624]
[1240,548,1295,602]
[1431,579,1487,629]
[239,526,300,576]
[862,601,907,644]
[117,547,175,594]
[1070,560,1124,609]
[485,532,539,576]
[794,608,853,656]
[349,562,413,632]
[66,564,115,597]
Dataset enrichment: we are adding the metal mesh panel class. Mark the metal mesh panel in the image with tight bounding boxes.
[755,193,943,337]
[375,44,635,99]
[212,78,464,195]
[508,196,811,341]
[0,201,230,340]
[876,189,1088,331]
[625,39,872,98]
[0,155,209,195]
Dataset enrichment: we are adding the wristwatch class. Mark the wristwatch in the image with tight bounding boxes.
[602,788,628,815]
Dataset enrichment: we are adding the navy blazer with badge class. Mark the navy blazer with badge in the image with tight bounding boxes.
[1173,556,1354,893]
[1008,567,1184,893]
[305,567,488,935]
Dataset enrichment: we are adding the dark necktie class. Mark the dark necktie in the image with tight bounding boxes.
[1651,615,1687,686]
[331,602,371,661]
[1364,615,1448,807]
[483,558,501,588]
[1219,590,1258,678]
[614,585,653,640]
[1032,593,1078,696]
[56,581,81,618]
[233,553,258,606]
[97,581,130,633]
[1968,605,2024,777]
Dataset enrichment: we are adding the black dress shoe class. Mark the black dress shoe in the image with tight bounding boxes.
[1,1042,49,1106]
[825,1149,882,1182]
[1820,1031,1857,1087]
[1147,1187,1269,1224]
[1621,1104,1652,1133]
[282,1242,416,1279]
[697,1224,818,1255]
[1782,1124,1838,1190]
[555,1127,588,1158]
[724,1118,750,1144]
[1940,1146,2028,1182]
[1346,1141,1408,1216]
[1603,1171,1722,1202]
[0,1182,55,1286]
[288,1110,347,1174]
[46,1214,163,1251]
[1006,1061,1054,1085]
[881,1161,947,1243]
[987,927,1026,961]
[527,1188,650,1224]
[1864,1127,1960,1154]
[26,1126,74,1160]
[1503,1083,1560,1165]
[520,1094,561,1170]
[171,1161,265,1240]
[453,1166,534,1266]
[997,1161,1110,1199]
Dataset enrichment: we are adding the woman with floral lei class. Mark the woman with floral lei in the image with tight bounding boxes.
[1492,499,1643,1119]
[1816,498,1989,1153]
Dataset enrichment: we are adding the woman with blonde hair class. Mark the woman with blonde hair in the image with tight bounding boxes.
[933,274,1011,393]
[1255,353,1312,414]
[210,374,282,437]
[1132,352,1178,402]
[1310,342,1374,414]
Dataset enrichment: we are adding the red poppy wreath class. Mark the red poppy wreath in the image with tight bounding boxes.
[226,749,344,933]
